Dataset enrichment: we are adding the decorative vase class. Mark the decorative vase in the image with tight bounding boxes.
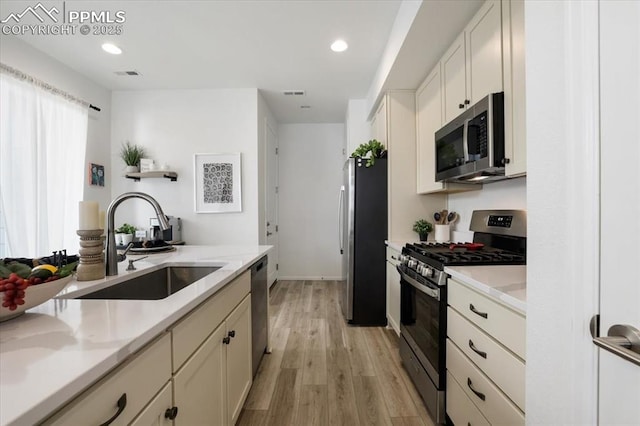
[419,233,429,242]
[121,233,134,245]
[115,233,125,245]
[125,165,139,173]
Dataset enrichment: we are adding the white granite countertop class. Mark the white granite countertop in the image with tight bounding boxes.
[445,265,526,314]
[0,245,271,426]
[385,240,407,252]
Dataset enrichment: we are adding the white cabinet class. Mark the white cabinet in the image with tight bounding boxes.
[44,334,172,426]
[172,271,252,426]
[174,323,227,426]
[442,33,468,124]
[371,96,388,144]
[374,91,446,241]
[224,295,253,425]
[130,382,174,426]
[43,271,252,426]
[416,63,481,194]
[502,0,527,177]
[442,1,503,125]
[446,278,526,424]
[385,246,401,335]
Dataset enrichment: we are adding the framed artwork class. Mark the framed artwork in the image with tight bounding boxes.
[89,163,105,186]
[139,158,155,172]
[194,153,242,213]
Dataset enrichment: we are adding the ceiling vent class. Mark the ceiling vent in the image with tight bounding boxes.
[283,90,305,96]
[114,70,141,76]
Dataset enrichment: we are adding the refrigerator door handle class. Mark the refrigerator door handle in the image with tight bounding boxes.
[338,186,345,254]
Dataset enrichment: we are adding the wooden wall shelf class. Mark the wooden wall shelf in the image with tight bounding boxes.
[125,171,178,182]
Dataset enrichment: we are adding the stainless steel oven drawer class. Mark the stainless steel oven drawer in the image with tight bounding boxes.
[399,335,445,424]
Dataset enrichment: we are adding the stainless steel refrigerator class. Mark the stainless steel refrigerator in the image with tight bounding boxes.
[338,157,387,325]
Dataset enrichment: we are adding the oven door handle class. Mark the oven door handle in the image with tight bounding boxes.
[397,266,440,300]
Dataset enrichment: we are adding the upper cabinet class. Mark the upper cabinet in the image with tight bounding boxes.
[416,0,526,193]
[443,1,503,124]
[502,0,526,177]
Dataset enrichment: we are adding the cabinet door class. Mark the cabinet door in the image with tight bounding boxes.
[442,33,467,124]
[502,0,527,176]
[130,382,173,426]
[173,324,226,426]
[465,0,503,105]
[386,252,401,335]
[226,295,253,425]
[416,64,444,193]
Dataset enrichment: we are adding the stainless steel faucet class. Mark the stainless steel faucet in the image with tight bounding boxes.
[105,192,170,276]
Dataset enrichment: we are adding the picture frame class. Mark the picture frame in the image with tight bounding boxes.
[89,163,105,186]
[194,153,242,213]
[139,158,155,172]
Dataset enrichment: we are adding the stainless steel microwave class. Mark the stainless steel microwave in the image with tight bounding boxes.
[435,92,507,183]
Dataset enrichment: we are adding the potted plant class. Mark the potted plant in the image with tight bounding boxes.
[413,219,433,242]
[120,142,146,173]
[351,139,387,167]
[116,223,136,245]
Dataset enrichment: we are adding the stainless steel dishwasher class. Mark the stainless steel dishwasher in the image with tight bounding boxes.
[251,255,268,377]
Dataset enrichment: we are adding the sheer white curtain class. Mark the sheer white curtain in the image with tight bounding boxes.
[0,72,88,257]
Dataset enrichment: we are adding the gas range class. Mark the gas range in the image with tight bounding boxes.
[399,210,527,286]
[397,209,526,424]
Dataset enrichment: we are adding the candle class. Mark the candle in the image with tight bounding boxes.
[99,210,106,231]
[79,201,99,230]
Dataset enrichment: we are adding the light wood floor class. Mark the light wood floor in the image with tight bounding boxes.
[238,280,435,426]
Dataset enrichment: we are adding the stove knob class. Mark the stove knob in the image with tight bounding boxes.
[426,267,434,278]
[421,266,430,278]
[408,259,417,269]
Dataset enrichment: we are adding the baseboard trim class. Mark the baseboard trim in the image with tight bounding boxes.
[277,276,343,281]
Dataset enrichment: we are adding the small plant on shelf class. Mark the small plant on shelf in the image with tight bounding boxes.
[120,141,146,171]
[413,219,433,241]
[351,139,387,167]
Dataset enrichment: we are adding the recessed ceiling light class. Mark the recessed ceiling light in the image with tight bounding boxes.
[331,39,348,53]
[101,43,122,55]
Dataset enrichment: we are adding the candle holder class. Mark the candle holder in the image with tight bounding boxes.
[76,229,105,281]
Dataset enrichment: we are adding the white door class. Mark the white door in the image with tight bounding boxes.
[597,1,640,423]
[265,119,279,286]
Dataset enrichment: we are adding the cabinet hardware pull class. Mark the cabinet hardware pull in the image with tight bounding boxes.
[464,99,470,105]
[391,256,398,260]
[469,339,487,358]
[467,378,486,401]
[99,393,127,426]
[459,103,465,109]
[164,406,179,420]
[228,330,236,338]
[223,336,231,345]
[501,158,511,165]
[469,303,488,319]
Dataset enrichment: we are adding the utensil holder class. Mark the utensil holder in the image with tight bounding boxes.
[435,224,450,243]
[76,229,105,281]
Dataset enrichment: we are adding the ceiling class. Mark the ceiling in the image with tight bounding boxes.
[1,1,486,124]
[0,0,403,123]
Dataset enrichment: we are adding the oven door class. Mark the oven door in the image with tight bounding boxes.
[398,265,447,390]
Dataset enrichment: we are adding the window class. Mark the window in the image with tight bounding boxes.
[0,69,88,258]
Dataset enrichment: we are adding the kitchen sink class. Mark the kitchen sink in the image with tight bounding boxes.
[77,266,220,300]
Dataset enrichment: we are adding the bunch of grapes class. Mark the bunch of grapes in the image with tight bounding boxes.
[0,273,60,311]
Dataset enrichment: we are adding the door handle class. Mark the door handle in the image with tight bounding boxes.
[267,231,273,236]
[593,324,640,367]
[338,186,345,254]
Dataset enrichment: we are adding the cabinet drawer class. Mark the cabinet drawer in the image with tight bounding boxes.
[447,340,524,425]
[448,308,525,411]
[386,247,401,266]
[446,371,490,426]
[44,333,172,426]
[172,270,250,371]
[448,279,526,359]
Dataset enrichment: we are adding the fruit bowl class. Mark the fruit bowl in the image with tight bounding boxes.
[0,274,73,322]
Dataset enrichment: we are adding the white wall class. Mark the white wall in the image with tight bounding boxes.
[0,37,112,211]
[346,99,371,158]
[110,89,260,245]
[278,123,344,280]
[447,177,526,241]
